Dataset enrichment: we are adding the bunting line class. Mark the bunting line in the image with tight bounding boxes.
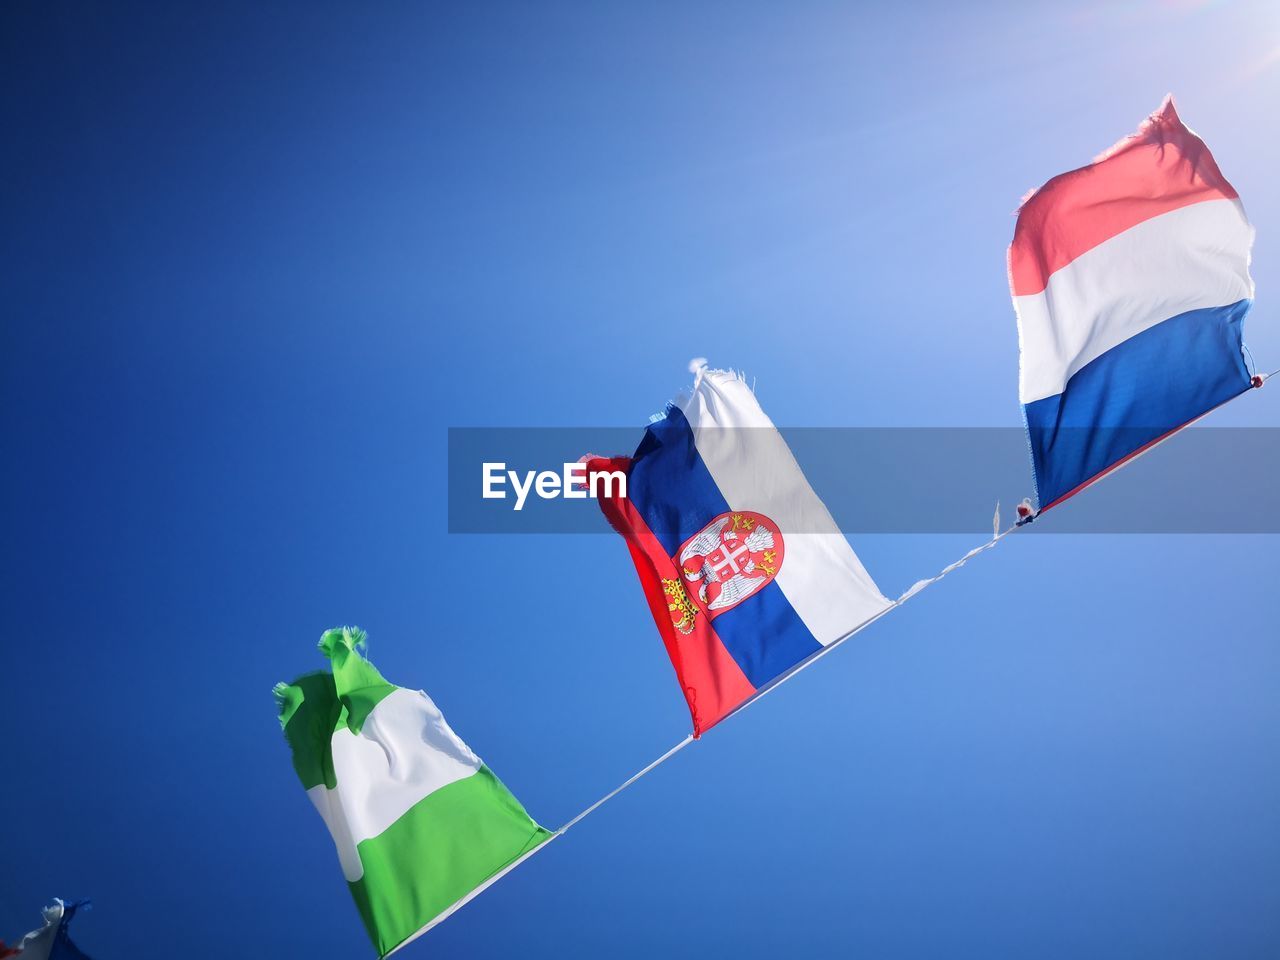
[550,358,1265,820]
[415,375,1274,941]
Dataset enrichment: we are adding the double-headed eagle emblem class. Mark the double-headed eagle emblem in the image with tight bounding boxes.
[662,511,785,636]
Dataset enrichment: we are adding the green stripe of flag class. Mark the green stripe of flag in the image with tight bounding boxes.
[274,671,341,791]
[350,766,551,955]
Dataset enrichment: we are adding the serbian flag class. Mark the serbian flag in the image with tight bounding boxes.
[1011,96,1256,511]
[589,363,890,736]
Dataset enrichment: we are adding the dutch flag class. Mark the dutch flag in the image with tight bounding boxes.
[1011,97,1257,511]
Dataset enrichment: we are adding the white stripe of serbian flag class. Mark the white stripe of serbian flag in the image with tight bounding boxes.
[589,364,891,736]
[1010,96,1256,511]
[276,628,551,958]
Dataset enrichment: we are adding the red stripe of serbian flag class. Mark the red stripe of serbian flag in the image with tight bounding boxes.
[1012,96,1256,510]
[276,628,551,957]
[589,363,891,736]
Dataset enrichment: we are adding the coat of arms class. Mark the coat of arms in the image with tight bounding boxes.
[674,511,784,622]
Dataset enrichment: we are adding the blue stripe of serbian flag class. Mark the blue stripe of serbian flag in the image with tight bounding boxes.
[1010,96,1256,510]
[589,364,891,736]
[276,628,551,957]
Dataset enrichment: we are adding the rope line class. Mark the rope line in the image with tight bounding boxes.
[389,519,1027,954]
[544,515,1030,836]
[556,734,695,835]
[412,374,1273,940]
[528,365,1277,865]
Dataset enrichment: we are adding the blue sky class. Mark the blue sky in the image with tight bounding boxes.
[3,2,1278,957]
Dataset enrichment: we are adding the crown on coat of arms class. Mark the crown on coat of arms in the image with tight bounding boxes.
[662,577,699,635]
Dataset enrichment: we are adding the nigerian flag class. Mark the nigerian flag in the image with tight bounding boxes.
[275,627,552,956]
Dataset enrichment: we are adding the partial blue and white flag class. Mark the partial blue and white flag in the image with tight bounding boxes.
[2,900,93,960]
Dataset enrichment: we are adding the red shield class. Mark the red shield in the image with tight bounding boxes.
[676,511,785,617]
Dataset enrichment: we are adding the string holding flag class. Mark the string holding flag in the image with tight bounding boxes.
[275,96,1271,955]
